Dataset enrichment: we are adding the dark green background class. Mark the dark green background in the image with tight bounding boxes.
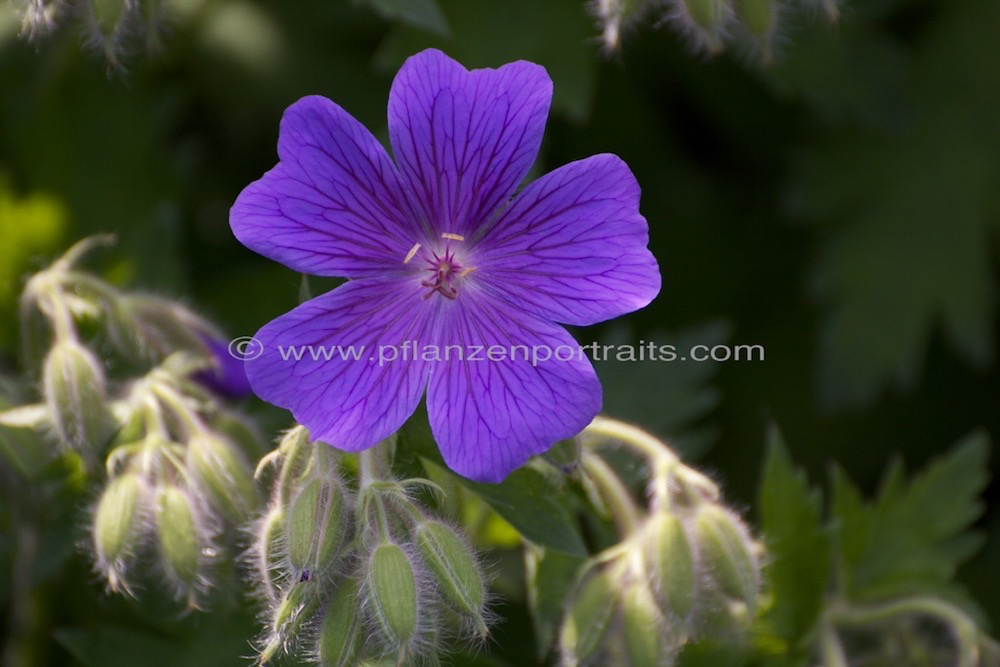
[2,0,998,664]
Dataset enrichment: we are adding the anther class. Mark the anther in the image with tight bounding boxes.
[441,233,465,241]
[403,243,422,264]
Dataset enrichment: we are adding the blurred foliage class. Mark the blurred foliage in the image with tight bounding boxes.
[2,0,1000,665]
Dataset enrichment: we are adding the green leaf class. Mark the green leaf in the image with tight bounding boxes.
[525,546,585,659]
[832,431,991,602]
[421,459,587,557]
[360,0,450,35]
[757,426,832,660]
[784,1,1000,407]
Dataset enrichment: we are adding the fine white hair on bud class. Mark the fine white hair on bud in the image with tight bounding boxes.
[414,518,490,639]
[285,474,349,583]
[560,568,619,666]
[314,577,364,667]
[362,541,438,662]
[641,511,699,626]
[153,484,214,604]
[591,0,654,52]
[664,0,735,54]
[43,338,111,458]
[185,432,259,521]
[92,472,150,594]
[691,504,761,612]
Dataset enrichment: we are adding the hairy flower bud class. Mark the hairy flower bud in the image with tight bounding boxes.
[621,581,677,667]
[594,0,651,52]
[186,433,259,520]
[93,473,147,591]
[316,578,364,667]
[43,338,110,456]
[286,475,347,581]
[642,512,697,623]
[676,0,732,52]
[260,581,322,664]
[154,485,204,593]
[365,543,420,649]
[415,519,488,635]
[692,505,760,610]
[107,294,212,363]
[256,506,286,598]
[736,0,778,38]
[560,569,618,666]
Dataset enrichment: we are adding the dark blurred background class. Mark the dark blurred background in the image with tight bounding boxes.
[2,0,998,658]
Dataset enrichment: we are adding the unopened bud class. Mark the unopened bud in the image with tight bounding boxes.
[415,519,488,635]
[621,581,676,667]
[154,485,203,592]
[317,578,363,667]
[643,512,697,622]
[186,433,259,520]
[260,581,322,664]
[736,0,778,38]
[678,0,732,52]
[43,339,111,455]
[366,543,419,649]
[692,505,760,611]
[93,473,147,590]
[594,0,651,52]
[286,476,347,581]
[256,506,286,598]
[560,570,618,665]
[107,295,211,363]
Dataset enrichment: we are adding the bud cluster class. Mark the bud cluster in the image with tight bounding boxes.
[13,0,170,71]
[3,237,262,606]
[253,430,492,666]
[559,417,762,666]
[593,0,842,60]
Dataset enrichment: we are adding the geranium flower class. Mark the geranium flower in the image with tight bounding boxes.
[230,49,660,482]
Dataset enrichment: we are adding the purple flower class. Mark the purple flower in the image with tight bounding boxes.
[230,49,660,482]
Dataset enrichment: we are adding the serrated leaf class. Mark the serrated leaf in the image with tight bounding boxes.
[757,426,831,654]
[784,1,1000,407]
[832,431,991,601]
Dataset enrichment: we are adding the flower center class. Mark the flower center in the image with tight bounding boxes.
[403,234,476,300]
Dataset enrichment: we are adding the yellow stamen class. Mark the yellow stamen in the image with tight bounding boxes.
[403,243,422,264]
[458,266,477,278]
[441,232,465,241]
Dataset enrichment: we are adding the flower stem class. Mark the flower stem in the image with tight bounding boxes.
[581,451,643,535]
[818,623,849,667]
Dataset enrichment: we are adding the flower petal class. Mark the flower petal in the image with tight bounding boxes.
[475,154,661,326]
[245,279,438,450]
[388,49,552,236]
[426,291,601,482]
[231,96,419,278]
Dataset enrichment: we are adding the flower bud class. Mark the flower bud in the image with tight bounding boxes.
[677,0,732,52]
[365,543,419,649]
[256,506,286,598]
[93,473,147,591]
[594,0,651,52]
[154,485,204,593]
[107,295,211,363]
[560,569,618,666]
[415,519,488,635]
[642,512,697,622]
[260,581,322,664]
[186,432,259,520]
[43,338,111,456]
[736,0,778,39]
[621,581,677,667]
[692,505,760,611]
[286,475,347,581]
[316,578,364,667]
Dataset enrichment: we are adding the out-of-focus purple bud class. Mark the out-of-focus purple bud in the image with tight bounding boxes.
[192,336,253,400]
